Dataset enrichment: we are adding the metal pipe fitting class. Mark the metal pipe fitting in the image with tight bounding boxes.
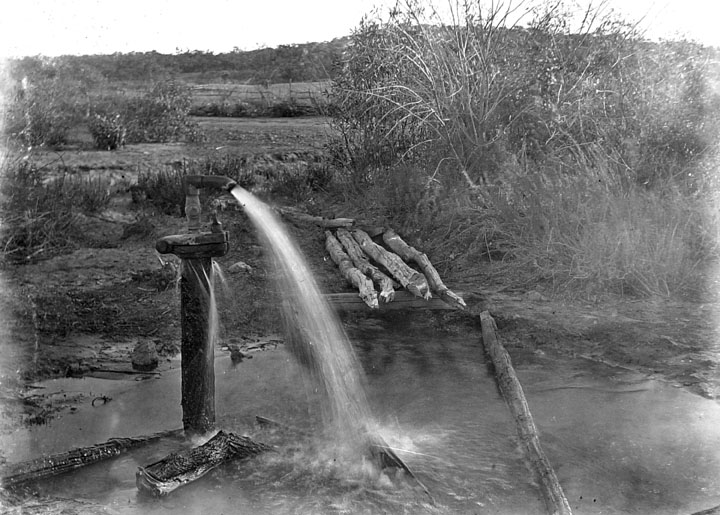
[185,185,202,233]
[184,175,237,192]
[182,176,236,233]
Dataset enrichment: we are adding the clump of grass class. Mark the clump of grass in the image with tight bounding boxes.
[88,113,126,150]
[136,164,189,216]
[346,157,718,298]
[0,159,115,263]
[485,164,717,297]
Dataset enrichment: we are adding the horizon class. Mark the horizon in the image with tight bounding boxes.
[1,0,719,60]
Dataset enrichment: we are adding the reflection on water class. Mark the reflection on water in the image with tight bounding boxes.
[7,325,720,514]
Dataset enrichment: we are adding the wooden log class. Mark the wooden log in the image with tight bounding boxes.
[351,229,431,300]
[382,228,466,310]
[691,504,720,515]
[479,311,572,515]
[277,207,354,228]
[136,430,272,496]
[336,228,398,303]
[1,428,183,487]
[325,231,378,309]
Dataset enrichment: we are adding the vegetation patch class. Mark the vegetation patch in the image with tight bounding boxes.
[327,1,720,299]
[2,4,719,300]
[0,159,116,263]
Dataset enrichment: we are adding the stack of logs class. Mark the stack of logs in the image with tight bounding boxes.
[324,227,466,311]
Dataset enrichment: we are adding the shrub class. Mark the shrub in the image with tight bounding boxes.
[269,99,318,117]
[329,1,720,298]
[269,161,334,202]
[136,165,189,216]
[188,99,319,118]
[3,77,83,148]
[88,113,126,150]
[331,2,720,187]
[120,81,203,144]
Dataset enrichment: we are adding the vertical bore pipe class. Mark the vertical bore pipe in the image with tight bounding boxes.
[180,258,216,435]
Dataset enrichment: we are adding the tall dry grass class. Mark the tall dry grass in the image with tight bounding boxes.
[330,0,720,299]
[484,163,719,297]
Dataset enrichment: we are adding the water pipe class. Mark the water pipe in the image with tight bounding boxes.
[184,175,237,233]
[155,175,236,435]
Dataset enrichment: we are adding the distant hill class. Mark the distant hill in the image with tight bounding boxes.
[7,37,351,85]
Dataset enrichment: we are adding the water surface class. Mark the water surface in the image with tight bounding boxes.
[5,327,720,514]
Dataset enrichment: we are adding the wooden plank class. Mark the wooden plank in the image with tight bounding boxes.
[325,291,457,311]
[2,429,184,487]
[277,207,354,228]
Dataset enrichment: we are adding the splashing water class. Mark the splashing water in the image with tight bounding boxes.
[231,186,374,452]
[182,260,223,351]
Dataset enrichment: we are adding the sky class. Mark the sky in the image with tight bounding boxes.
[0,0,718,58]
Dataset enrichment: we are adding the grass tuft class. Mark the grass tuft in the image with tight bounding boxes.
[0,159,118,263]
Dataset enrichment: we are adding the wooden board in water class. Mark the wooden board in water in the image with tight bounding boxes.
[325,291,462,311]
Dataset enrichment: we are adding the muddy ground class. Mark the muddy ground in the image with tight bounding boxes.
[0,116,718,455]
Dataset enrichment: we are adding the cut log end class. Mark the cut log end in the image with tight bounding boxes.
[360,290,379,309]
[405,272,432,300]
[379,289,395,303]
[439,289,467,310]
[382,228,467,307]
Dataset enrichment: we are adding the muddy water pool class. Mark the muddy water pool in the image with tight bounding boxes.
[4,326,720,514]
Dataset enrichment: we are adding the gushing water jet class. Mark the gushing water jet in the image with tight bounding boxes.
[154,175,427,496]
[229,186,430,501]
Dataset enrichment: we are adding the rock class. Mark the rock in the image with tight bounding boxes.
[132,340,159,371]
[228,261,253,274]
[122,217,155,240]
[155,256,179,291]
[228,344,252,364]
[65,361,90,377]
[524,290,549,302]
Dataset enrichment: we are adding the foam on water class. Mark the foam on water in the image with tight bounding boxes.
[231,186,374,451]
